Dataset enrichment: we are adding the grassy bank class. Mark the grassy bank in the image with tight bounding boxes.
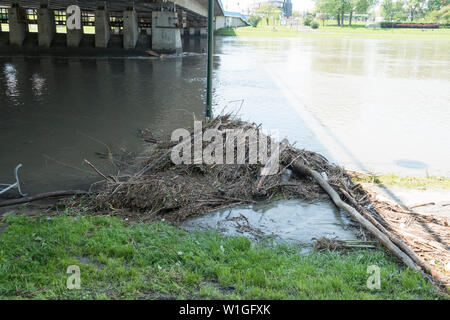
[217,25,450,41]
[352,174,450,190]
[0,213,442,300]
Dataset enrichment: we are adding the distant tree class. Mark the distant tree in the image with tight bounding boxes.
[382,0,410,21]
[427,0,449,12]
[315,0,375,26]
[316,12,328,26]
[338,0,352,26]
[382,0,395,21]
[404,0,426,21]
[393,0,409,20]
[427,3,450,23]
[348,0,378,25]
[255,4,282,26]
[315,0,342,25]
[248,14,262,27]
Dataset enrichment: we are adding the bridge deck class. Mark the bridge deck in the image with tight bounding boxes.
[0,0,224,17]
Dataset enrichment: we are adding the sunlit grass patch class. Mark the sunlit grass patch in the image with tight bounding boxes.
[217,25,450,41]
[352,174,450,190]
[0,214,443,300]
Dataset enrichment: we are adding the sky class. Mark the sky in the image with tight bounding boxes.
[223,0,316,13]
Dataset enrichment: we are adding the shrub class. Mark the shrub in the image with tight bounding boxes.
[303,15,313,26]
[248,15,262,28]
[380,22,439,28]
[311,20,320,29]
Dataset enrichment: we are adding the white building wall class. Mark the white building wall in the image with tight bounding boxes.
[215,16,248,31]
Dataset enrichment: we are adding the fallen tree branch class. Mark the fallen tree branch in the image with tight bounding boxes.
[84,159,115,183]
[287,160,421,272]
[410,202,435,209]
[338,187,446,283]
[135,150,171,177]
[0,190,89,208]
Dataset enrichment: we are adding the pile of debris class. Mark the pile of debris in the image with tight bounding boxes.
[90,114,448,290]
[93,115,342,222]
[1,114,445,291]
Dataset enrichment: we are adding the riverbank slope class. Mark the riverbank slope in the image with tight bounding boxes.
[0,213,442,299]
[217,25,450,40]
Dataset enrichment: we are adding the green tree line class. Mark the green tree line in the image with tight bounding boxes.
[313,0,450,25]
[248,4,282,27]
[314,0,378,26]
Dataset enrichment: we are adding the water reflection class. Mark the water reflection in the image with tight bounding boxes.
[31,73,46,97]
[0,54,207,193]
[3,63,19,104]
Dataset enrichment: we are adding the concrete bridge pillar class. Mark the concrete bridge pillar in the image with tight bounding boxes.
[37,6,56,47]
[95,6,110,48]
[66,5,83,47]
[151,11,182,54]
[189,27,196,37]
[200,27,207,37]
[123,8,139,49]
[181,11,187,28]
[8,6,27,46]
[180,11,187,37]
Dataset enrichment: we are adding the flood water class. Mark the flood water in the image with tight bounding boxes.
[1,36,449,195]
[215,37,450,177]
[182,199,357,248]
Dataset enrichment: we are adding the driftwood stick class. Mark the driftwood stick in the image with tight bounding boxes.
[410,202,435,209]
[338,187,439,276]
[288,160,421,272]
[84,159,114,183]
[0,190,88,208]
[146,50,161,58]
[135,150,171,177]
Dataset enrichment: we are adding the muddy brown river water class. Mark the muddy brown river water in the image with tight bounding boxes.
[0,36,449,244]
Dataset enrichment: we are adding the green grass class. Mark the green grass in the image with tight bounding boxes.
[352,174,450,190]
[217,25,450,41]
[0,213,443,300]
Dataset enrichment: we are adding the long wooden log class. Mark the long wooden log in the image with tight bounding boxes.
[337,187,444,280]
[0,190,88,208]
[288,161,421,272]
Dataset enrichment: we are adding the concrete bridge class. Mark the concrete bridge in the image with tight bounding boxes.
[0,0,243,53]
[215,11,249,30]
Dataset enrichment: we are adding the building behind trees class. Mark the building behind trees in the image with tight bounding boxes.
[249,0,293,17]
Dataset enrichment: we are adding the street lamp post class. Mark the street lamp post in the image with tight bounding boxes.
[205,0,214,121]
